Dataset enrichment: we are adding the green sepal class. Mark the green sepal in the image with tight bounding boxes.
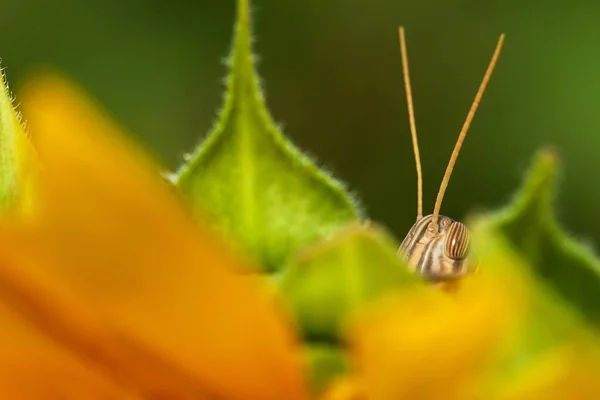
[304,343,348,396]
[0,69,34,213]
[175,0,360,272]
[482,149,600,327]
[278,222,423,343]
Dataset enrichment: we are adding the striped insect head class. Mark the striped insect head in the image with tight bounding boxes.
[396,27,504,281]
[399,214,472,281]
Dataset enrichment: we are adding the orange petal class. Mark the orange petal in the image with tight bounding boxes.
[0,74,308,400]
[0,301,137,399]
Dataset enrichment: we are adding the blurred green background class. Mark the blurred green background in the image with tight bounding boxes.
[2,0,600,244]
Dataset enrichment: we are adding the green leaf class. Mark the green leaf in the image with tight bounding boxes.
[479,148,600,327]
[174,0,360,272]
[304,343,348,396]
[277,222,423,343]
[0,69,34,213]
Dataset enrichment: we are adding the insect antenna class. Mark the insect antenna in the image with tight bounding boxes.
[398,27,424,221]
[430,33,505,229]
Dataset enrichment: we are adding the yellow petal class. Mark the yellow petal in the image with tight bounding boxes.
[319,377,365,400]
[496,340,600,400]
[347,268,524,400]
[0,74,308,400]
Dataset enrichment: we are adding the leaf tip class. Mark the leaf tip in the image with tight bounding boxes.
[536,146,560,174]
[237,0,250,27]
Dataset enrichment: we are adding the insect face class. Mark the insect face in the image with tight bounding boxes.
[399,214,472,281]
[396,27,504,281]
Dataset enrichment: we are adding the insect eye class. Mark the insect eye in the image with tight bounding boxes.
[444,222,471,260]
